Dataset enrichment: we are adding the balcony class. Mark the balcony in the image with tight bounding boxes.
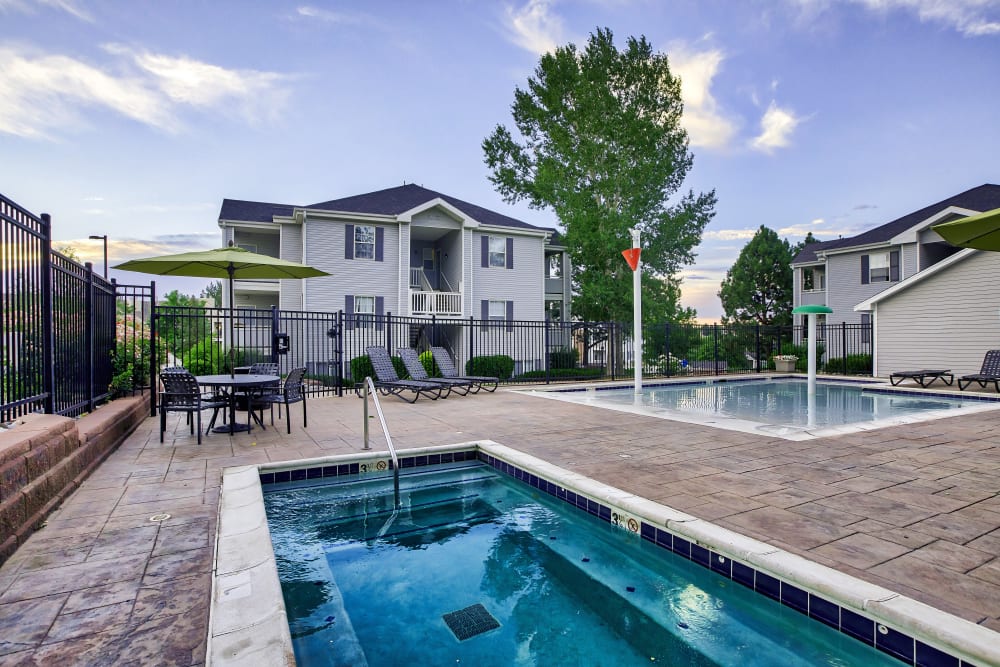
[411,290,462,316]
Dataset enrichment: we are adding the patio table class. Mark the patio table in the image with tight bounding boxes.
[196,374,280,433]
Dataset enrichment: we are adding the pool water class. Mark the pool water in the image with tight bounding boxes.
[535,378,996,438]
[264,463,900,666]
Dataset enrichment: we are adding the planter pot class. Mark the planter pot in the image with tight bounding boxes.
[774,359,797,372]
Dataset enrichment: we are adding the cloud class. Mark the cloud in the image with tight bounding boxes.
[0,44,293,139]
[670,45,739,150]
[703,228,758,241]
[790,0,1000,36]
[750,100,802,153]
[61,232,217,267]
[0,0,92,22]
[295,5,371,25]
[853,203,877,210]
[503,0,565,55]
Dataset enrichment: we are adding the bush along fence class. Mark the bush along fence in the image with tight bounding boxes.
[147,309,874,400]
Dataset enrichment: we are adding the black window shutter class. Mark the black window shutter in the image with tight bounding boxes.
[889,250,899,281]
[481,236,489,268]
[505,300,514,331]
[344,295,355,331]
[345,224,354,260]
[481,300,489,331]
[506,238,514,270]
[375,227,384,262]
[861,255,869,284]
[375,296,385,331]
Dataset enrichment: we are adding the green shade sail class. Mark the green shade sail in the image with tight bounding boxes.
[792,304,833,315]
[931,207,1000,251]
[113,246,330,280]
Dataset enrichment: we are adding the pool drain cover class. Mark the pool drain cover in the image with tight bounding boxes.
[442,603,500,641]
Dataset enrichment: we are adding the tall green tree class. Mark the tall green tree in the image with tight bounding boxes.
[718,226,794,325]
[201,280,223,305]
[482,27,716,324]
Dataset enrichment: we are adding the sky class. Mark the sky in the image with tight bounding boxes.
[2,0,998,321]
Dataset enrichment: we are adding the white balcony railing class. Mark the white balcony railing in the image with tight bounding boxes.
[411,290,462,316]
[409,267,425,289]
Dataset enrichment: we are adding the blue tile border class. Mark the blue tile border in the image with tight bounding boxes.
[258,450,979,667]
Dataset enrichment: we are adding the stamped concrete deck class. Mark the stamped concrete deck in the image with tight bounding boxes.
[1,385,999,665]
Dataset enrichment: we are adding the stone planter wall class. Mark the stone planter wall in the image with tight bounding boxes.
[0,396,148,565]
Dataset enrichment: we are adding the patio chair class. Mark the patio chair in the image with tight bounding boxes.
[159,368,227,444]
[252,366,308,433]
[958,350,1000,391]
[365,346,445,402]
[241,362,281,428]
[430,346,499,393]
[398,348,473,396]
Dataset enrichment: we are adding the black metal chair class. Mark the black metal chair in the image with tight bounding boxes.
[430,346,499,393]
[398,348,473,395]
[253,366,308,433]
[159,368,227,444]
[958,350,1000,391]
[365,346,444,402]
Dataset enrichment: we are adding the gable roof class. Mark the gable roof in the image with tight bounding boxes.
[219,183,551,232]
[792,184,1000,264]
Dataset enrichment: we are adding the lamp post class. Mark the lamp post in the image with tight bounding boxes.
[88,234,108,279]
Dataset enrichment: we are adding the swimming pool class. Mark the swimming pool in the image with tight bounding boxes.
[528,378,1000,440]
[263,462,901,666]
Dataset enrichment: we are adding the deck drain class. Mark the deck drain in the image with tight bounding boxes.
[149,513,171,522]
[442,603,500,641]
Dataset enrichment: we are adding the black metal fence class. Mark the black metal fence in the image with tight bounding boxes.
[148,309,874,395]
[1,193,156,421]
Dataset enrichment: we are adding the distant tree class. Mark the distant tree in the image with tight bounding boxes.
[158,290,208,357]
[55,244,80,262]
[482,27,716,324]
[793,231,821,256]
[161,290,205,308]
[718,226,793,325]
[201,281,223,305]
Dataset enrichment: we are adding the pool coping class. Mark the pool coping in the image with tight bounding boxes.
[519,374,1000,441]
[207,440,999,667]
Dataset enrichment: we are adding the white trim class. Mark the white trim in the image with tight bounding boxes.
[477,223,549,239]
[854,247,977,311]
[218,220,277,232]
[889,206,981,245]
[295,208,397,224]
[397,197,471,225]
[816,241,892,257]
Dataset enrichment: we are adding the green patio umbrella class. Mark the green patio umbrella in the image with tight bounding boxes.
[114,246,330,376]
[931,207,1000,250]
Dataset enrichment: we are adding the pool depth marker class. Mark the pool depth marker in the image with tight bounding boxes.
[622,228,642,393]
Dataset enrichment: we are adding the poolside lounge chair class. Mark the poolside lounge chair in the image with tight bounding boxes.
[430,346,499,393]
[365,346,445,402]
[889,369,954,388]
[958,350,1000,391]
[398,348,474,396]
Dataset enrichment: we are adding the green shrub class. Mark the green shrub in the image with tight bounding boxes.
[821,354,873,375]
[350,354,408,382]
[183,338,224,376]
[548,347,578,370]
[108,337,153,397]
[467,355,514,379]
[419,350,440,377]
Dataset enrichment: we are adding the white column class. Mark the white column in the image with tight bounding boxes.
[632,228,642,394]
[807,314,817,396]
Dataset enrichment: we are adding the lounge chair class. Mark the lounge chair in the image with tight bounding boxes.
[365,346,445,402]
[889,369,954,388]
[958,350,1000,391]
[430,346,499,393]
[398,348,474,396]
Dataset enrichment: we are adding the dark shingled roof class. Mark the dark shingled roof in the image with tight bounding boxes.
[219,184,552,233]
[792,184,1000,264]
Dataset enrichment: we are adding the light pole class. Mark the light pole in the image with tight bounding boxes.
[89,234,108,279]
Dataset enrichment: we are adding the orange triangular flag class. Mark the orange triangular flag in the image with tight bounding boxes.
[622,247,641,271]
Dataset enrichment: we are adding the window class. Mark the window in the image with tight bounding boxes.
[546,300,562,321]
[355,225,375,260]
[869,253,890,282]
[422,248,435,271]
[547,254,561,279]
[488,300,507,321]
[355,295,375,327]
[489,237,506,268]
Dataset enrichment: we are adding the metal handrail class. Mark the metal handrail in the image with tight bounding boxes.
[362,376,400,508]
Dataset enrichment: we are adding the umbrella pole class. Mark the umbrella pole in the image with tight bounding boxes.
[228,264,236,378]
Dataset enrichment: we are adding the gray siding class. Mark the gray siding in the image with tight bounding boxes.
[304,218,400,314]
[398,223,410,315]
[872,251,1000,377]
[233,230,279,257]
[826,248,903,324]
[472,231,544,321]
[901,243,918,280]
[279,224,303,311]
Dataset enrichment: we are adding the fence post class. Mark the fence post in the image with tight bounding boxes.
[469,316,475,368]
[755,325,761,373]
[149,281,157,416]
[271,305,280,364]
[431,314,437,348]
[335,310,343,398]
[39,214,55,414]
[544,320,550,384]
[386,312,393,353]
[713,324,720,375]
[664,323,671,377]
[842,322,848,375]
[86,262,96,414]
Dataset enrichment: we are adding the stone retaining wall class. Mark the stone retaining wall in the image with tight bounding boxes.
[0,396,148,565]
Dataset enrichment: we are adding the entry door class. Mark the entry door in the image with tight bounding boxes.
[423,248,438,289]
